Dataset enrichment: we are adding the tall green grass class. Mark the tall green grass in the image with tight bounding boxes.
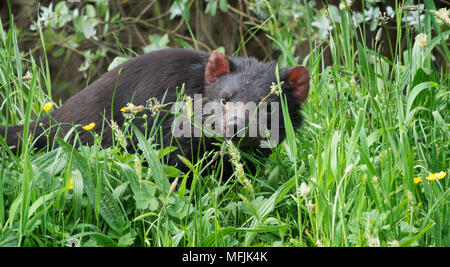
[276,2,449,246]
[0,2,448,247]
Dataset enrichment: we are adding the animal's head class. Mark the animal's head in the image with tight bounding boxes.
[200,50,310,148]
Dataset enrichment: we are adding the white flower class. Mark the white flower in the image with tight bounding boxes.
[306,201,316,212]
[386,6,395,18]
[402,4,425,28]
[311,13,333,40]
[299,182,311,197]
[415,33,428,48]
[39,3,54,22]
[431,8,450,25]
[339,0,352,10]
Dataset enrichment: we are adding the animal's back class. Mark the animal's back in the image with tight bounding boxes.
[2,49,211,152]
[53,48,209,131]
[1,48,310,181]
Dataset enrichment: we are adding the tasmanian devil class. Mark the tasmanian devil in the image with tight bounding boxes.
[1,48,309,178]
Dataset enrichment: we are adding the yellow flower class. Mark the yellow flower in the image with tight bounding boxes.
[82,122,96,131]
[42,102,53,111]
[69,177,73,189]
[120,106,128,112]
[425,171,446,181]
[414,176,422,184]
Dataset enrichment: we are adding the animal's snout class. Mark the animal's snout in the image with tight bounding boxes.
[226,114,247,137]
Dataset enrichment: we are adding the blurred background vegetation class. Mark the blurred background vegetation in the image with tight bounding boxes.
[0,0,449,247]
[1,0,448,104]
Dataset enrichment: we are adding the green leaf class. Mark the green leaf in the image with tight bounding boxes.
[72,232,118,247]
[107,56,128,71]
[174,39,193,49]
[244,176,296,245]
[131,126,170,193]
[347,108,365,167]
[135,191,153,210]
[169,0,190,20]
[148,198,159,211]
[432,111,449,137]
[56,138,123,230]
[27,188,67,219]
[400,222,434,247]
[71,169,84,218]
[330,130,340,177]
[205,1,217,16]
[219,0,228,12]
[116,162,157,210]
[143,34,170,53]
[411,68,432,88]
[86,4,96,18]
[52,47,65,58]
[118,232,136,247]
[165,165,184,178]
[405,81,438,121]
[203,225,288,246]
[267,166,280,188]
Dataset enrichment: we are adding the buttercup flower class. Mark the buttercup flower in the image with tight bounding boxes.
[42,102,53,111]
[414,171,446,184]
[414,176,422,184]
[82,122,96,131]
[425,171,446,181]
[69,177,73,189]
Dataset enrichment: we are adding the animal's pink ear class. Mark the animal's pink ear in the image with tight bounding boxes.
[286,66,310,105]
[205,50,230,84]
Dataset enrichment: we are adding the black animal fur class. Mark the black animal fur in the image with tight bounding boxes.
[1,48,309,177]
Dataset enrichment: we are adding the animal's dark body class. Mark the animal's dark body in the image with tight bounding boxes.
[1,48,309,177]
